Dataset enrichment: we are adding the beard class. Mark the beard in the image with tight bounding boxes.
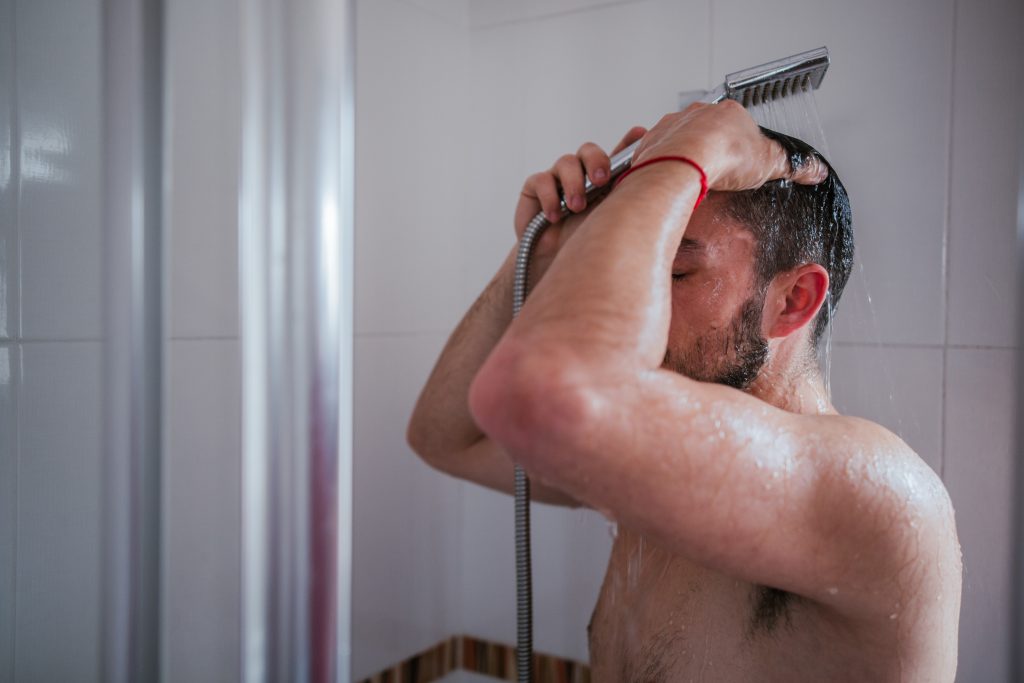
[662,288,770,390]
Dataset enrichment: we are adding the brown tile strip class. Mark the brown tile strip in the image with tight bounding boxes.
[358,634,591,683]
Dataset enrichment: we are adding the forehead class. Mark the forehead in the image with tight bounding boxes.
[675,193,755,261]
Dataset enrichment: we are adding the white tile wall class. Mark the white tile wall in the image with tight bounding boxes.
[459,485,612,662]
[16,342,102,683]
[352,333,464,680]
[713,0,954,347]
[160,3,247,681]
[354,0,473,337]
[166,0,242,340]
[400,0,469,27]
[946,0,1023,348]
[461,0,710,295]
[0,0,16,341]
[469,0,646,29]
[944,348,1015,683]
[0,344,15,681]
[164,339,241,683]
[16,0,103,341]
[828,344,944,474]
[457,485,514,647]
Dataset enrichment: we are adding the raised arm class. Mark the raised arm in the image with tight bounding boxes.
[406,245,582,506]
[407,126,648,507]
[468,102,957,617]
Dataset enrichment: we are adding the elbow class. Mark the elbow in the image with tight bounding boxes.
[468,343,598,462]
[405,399,438,465]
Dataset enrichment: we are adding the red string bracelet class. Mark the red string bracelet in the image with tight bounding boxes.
[612,155,709,210]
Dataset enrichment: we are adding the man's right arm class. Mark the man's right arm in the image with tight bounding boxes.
[406,246,583,507]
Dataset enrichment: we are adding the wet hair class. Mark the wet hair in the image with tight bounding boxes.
[720,128,854,348]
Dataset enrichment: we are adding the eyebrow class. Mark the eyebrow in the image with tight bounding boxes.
[676,237,704,255]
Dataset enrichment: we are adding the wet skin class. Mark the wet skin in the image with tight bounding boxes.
[580,196,960,683]
[409,104,962,681]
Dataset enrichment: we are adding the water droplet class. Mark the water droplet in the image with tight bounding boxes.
[607,522,619,539]
[889,612,898,620]
[827,586,838,595]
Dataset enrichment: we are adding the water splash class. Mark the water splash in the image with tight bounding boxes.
[745,88,860,403]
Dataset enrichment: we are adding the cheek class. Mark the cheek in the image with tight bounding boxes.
[670,276,735,332]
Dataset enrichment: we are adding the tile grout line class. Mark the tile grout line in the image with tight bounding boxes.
[831,341,1016,351]
[940,0,959,480]
[470,0,650,32]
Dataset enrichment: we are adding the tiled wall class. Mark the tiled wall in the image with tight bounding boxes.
[0,0,246,679]
[351,0,470,676]
[0,0,105,680]
[163,0,243,680]
[354,0,1024,681]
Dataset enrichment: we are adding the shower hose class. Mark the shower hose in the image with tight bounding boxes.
[511,141,638,682]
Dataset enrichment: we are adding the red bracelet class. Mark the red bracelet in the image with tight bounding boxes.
[613,155,709,210]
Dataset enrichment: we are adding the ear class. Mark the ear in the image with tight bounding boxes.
[764,264,830,340]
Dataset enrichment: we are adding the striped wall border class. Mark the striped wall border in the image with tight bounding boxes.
[358,634,590,683]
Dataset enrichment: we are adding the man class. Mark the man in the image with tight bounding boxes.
[407,102,962,681]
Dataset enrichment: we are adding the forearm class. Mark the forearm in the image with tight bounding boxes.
[497,162,702,371]
[408,245,554,459]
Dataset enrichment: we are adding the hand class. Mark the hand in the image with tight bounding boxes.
[514,126,648,262]
[631,100,826,191]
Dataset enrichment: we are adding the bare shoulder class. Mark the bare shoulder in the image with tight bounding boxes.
[807,413,956,531]
[796,413,962,623]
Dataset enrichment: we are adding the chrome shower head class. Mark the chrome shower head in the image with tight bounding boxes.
[564,46,833,218]
[717,46,830,107]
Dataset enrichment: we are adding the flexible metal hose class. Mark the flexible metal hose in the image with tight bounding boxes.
[511,210,549,683]
[509,150,632,680]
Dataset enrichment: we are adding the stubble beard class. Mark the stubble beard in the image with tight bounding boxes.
[662,289,770,391]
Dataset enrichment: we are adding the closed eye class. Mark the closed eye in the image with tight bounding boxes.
[672,272,689,282]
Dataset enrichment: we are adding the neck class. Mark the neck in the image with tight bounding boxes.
[746,339,835,416]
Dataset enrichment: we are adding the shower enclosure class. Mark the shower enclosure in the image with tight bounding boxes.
[1,0,353,680]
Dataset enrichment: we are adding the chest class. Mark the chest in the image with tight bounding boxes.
[587,533,800,682]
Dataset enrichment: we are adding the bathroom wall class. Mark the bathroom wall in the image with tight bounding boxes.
[0,0,105,680]
[353,0,1024,681]
[350,0,471,677]
[163,0,243,680]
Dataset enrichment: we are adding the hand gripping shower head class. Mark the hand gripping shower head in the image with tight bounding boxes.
[509,46,832,683]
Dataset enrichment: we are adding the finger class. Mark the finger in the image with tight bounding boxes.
[576,142,610,189]
[767,139,828,186]
[525,171,563,223]
[790,153,828,185]
[611,125,647,157]
[553,154,587,213]
[681,101,707,115]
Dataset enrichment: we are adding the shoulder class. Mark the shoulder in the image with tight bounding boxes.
[795,414,962,616]
[806,414,953,527]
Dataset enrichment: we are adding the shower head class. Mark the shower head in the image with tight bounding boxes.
[712,46,830,108]
[552,46,833,218]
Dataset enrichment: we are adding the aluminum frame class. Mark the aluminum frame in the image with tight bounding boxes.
[239,0,354,680]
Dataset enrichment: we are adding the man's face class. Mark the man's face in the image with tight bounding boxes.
[662,193,769,390]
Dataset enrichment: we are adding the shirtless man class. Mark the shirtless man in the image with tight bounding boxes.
[407,101,962,681]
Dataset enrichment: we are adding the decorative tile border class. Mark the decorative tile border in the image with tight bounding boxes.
[358,634,590,683]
